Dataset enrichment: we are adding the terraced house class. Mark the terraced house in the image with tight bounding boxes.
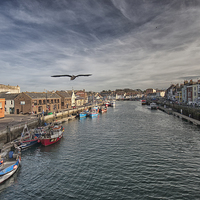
[56,90,72,109]
[14,92,61,114]
[0,92,19,114]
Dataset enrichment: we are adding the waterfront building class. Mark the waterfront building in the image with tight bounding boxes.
[95,94,103,101]
[176,89,182,103]
[75,89,88,104]
[0,92,19,114]
[56,90,72,110]
[71,90,76,107]
[0,98,5,118]
[182,82,188,104]
[0,84,20,93]
[156,90,166,98]
[145,88,156,95]
[116,91,126,100]
[187,85,193,103]
[192,83,198,103]
[197,80,200,103]
[75,96,84,107]
[14,92,61,114]
[147,92,157,100]
[165,84,175,100]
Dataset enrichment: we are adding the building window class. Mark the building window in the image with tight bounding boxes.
[38,106,43,112]
[34,100,37,105]
[58,99,59,103]
[54,99,56,103]
[5,101,6,105]
[43,100,45,104]
[51,99,53,103]
[11,100,12,105]
[47,100,49,103]
[39,100,42,105]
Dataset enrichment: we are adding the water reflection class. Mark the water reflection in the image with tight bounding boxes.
[0,167,20,193]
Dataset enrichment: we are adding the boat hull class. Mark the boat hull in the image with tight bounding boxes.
[141,100,146,105]
[0,157,21,184]
[20,139,39,149]
[89,113,98,117]
[41,133,63,146]
[79,113,87,118]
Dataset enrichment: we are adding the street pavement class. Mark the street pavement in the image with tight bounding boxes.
[0,114,38,131]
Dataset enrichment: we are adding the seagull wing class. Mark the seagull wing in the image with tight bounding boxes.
[76,74,92,77]
[51,75,72,77]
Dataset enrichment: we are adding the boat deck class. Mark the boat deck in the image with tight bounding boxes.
[0,160,16,170]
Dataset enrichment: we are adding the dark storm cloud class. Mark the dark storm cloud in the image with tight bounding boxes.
[0,0,200,91]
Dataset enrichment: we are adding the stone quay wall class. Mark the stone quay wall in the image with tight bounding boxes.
[0,105,98,148]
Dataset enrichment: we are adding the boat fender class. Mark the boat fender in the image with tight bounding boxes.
[13,165,17,170]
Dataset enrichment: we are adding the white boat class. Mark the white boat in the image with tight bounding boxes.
[111,101,116,107]
[148,103,157,110]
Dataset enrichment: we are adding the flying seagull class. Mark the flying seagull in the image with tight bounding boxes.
[51,74,92,80]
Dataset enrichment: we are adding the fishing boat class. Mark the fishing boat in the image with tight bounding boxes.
[141,99,146,105]
[110,100,116,107]
[148,102,157,110]
[79,109,89,118]
[79,112,87,118]
[40,125,64,146]
[17,124,41,150]
[89,107,99,117]
[104,102,110,107]
[0,143,21,184]
[99,106,107,113]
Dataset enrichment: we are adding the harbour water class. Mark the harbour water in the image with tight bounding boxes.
[1,101,200,199]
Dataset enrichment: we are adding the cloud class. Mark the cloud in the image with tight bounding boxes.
[0,0,200,92]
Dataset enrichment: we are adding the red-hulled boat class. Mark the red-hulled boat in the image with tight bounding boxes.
[99,106,107,113]
[141,99,146,105]
[40,126,64,146]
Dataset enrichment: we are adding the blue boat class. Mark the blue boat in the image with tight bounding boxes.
[0,143,21,184]
[89,107,99,118]
[79,112,87,118]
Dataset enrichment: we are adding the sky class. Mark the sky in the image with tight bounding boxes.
[0,0,200,92]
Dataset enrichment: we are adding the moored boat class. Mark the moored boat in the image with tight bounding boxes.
[104,102,110,107]
[110,100,116,107]
[89,107,99,117]
[79,109,89,118]
[79,112,87,118]
[17,124,41,150]
[40,125,64,146]
[99,106,107,113]
[0,143,21,184]
[141,99,146,105]
[148,102,157,110]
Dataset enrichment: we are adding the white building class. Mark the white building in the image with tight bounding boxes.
[0,92,19,114]
[0,84,20,93]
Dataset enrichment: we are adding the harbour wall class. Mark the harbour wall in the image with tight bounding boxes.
[156,101,200,121]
